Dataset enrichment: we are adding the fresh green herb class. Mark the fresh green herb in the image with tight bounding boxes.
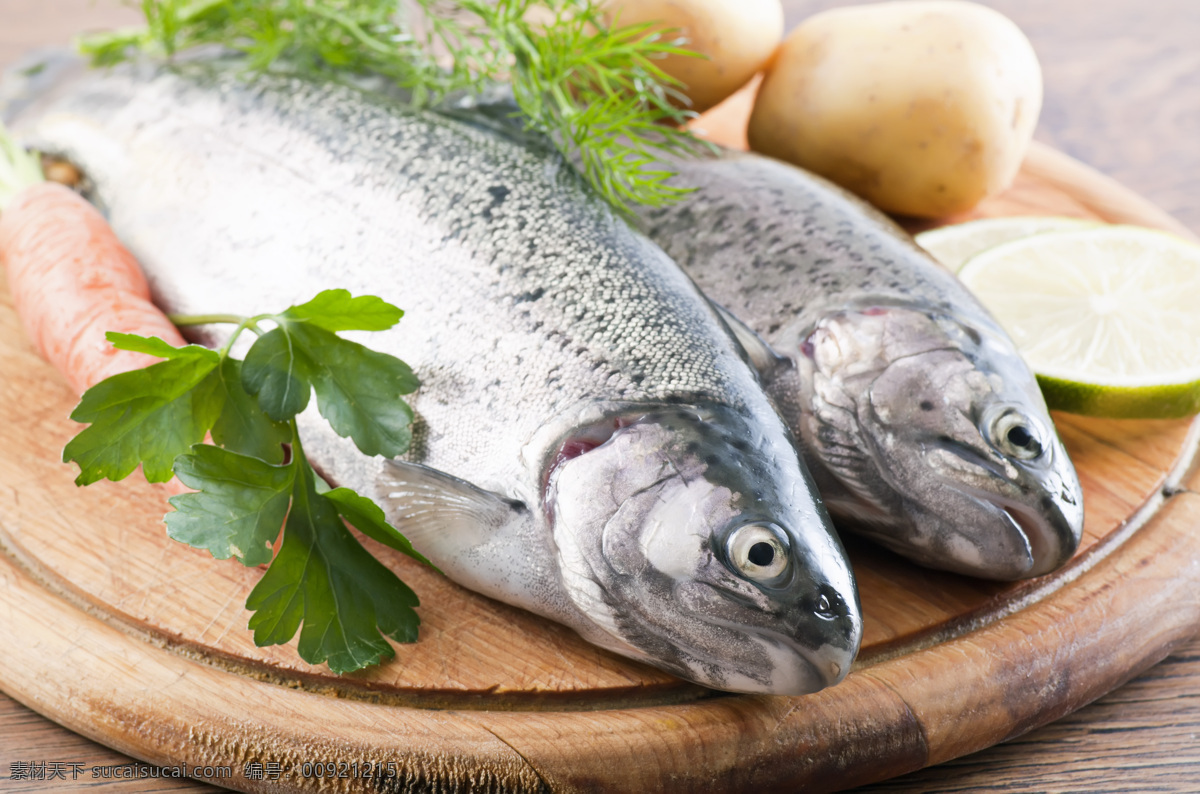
[64,289,431,674]
[62,342,224,484]
[79,0,704,213]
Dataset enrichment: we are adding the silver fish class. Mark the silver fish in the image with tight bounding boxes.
[5,58,861,694]
[634,152,1084,580]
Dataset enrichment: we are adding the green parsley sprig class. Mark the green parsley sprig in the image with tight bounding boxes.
[64,289,432,674]
[79,0,703,213]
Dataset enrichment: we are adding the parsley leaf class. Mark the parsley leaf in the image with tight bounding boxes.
[282,288,404,332]
[245,456,420,673]
[325,486,436,569]
[167,444,293,566]
[240,325,315,421]
[63,342,222,484]
[210,357,291,463]
[105,331,205,360]
[242,318,417,458]
[292,322,418,458]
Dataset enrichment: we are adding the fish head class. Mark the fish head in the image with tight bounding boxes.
[543,403,861,695]
[799,307,1083,580]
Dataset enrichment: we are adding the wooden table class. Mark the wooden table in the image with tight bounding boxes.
[2,0,1199,791]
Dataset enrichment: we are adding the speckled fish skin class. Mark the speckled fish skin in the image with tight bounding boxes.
[5,58,861,694]
[634,151,1084,580]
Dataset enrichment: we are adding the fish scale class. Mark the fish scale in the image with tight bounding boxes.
[4,56,861,695]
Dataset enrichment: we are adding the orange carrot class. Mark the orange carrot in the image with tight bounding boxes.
[2,128,191,494]
[0,181,188,394]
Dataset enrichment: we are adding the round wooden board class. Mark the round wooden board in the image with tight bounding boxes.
[2,134,1200,791]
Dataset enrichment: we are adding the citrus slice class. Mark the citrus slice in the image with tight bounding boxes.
[958,225,1200,418]
[916,216,1101,272]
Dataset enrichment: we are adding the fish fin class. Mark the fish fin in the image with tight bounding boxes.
[377,461,567,619]
[378,460,525,551]
[711,301,787,377]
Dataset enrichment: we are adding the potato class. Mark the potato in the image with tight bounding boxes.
[602,0,784,113]
[747,1,1042,218]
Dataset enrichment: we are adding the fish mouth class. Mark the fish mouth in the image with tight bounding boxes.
[776,600,860,692]
[917,435,1081,579]
[712,630,855,695]
[670,580,861,695]
[783,640,853,694]
[938,480,1081,580]
[998,499,1079,578]
[760,591,860,693]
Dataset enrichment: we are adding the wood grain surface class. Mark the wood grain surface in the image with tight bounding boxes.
[1,0,1200,791]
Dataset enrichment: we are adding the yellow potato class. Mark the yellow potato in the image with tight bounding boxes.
[748,1,1042,218]
[602,0,784,113]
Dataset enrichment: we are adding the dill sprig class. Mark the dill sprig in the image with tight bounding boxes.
[79,0,704,213]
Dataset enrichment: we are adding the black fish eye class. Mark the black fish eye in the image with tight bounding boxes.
[989,409,1045,461]
[748,542,775,566]
[726,522,790,584]
[1007,424,1033,448]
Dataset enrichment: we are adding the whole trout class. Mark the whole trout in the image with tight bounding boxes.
[635,152,1084,580]
[5,59,861,694]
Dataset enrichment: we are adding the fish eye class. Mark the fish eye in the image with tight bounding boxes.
[989,409,1045,460]
[727,522,791,585]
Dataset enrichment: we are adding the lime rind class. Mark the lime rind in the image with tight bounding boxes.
[1037,373,1200,419]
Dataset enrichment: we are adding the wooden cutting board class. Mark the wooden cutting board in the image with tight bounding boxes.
[2,132,1199,791]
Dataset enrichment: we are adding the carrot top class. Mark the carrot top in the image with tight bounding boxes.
[0,122,44,212]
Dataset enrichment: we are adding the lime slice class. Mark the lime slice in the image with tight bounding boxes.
[958,225,1200,418]
[917,216,1102,272]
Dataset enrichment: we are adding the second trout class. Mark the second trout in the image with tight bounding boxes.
[636,151,1084,580]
